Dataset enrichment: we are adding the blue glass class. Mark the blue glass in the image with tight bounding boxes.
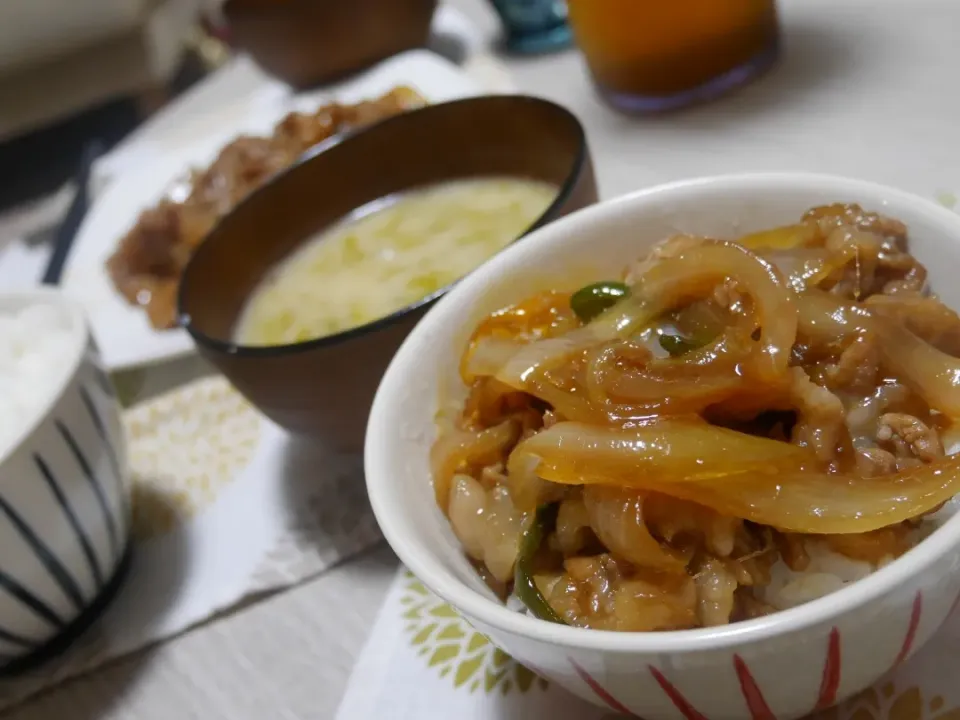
[486,0,572,54]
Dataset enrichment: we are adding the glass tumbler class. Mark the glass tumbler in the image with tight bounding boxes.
[567,0,779,113]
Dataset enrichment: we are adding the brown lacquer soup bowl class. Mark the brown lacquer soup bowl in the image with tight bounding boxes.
[178,95,597,451]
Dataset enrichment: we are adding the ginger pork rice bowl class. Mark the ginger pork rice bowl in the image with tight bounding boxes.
[365,173,960,720]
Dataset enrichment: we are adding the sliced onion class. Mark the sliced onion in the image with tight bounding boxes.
[762,248,835,293]
[494,295,660,391]
[669,301,728,345]
[636,242,798,382]
[507,420,812,493]
[505,450,566,512]
[643,460,960,534]
[493,242,796,417]
[583,486,689,573]
[867,293,960,357]
[642,493,740,558]
[448,475,526,584]
[461,336,525,382]
[796,290,872,345]
[604,372,746,414]
[738,223,819,251]
[463,291,581,382]
[430,420,519,511]
[597,331,752,413]
[818,299,960,418]
[447,474,488,560]
[515,373,670,429]
[504,421,960,534]
[872,315,960,417]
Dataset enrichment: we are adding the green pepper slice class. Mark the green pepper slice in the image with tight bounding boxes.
[514,503,565,624]
[570,281,629,323]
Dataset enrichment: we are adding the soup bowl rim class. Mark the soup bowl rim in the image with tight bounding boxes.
[177,94,590,357]
[365,170,960,654]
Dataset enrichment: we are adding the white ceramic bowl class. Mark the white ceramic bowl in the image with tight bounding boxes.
[366,173,960,720]
[0,289,129,671]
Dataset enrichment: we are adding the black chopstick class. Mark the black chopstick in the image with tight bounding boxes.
[42,140,104,286]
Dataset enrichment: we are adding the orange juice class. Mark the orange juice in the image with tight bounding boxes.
[567,0,779,111]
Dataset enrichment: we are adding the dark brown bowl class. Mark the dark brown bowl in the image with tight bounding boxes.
[178,95,598,451]
[223,0,438,88]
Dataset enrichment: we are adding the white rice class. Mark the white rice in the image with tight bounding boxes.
[761,540,886,610]
[762,442,960,611]
[0,303,76,457]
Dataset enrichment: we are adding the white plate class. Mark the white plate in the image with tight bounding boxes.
[61,50,484,371]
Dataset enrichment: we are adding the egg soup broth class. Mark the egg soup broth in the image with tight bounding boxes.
[234,177,558,346]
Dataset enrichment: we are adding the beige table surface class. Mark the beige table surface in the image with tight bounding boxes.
[9,0,960,716]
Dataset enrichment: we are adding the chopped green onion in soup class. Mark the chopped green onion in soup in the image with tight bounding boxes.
[234,177,557,346]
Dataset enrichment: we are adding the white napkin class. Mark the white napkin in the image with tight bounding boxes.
[0,377,381,711]
[335,568,609,720]
[336,566,960,720]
